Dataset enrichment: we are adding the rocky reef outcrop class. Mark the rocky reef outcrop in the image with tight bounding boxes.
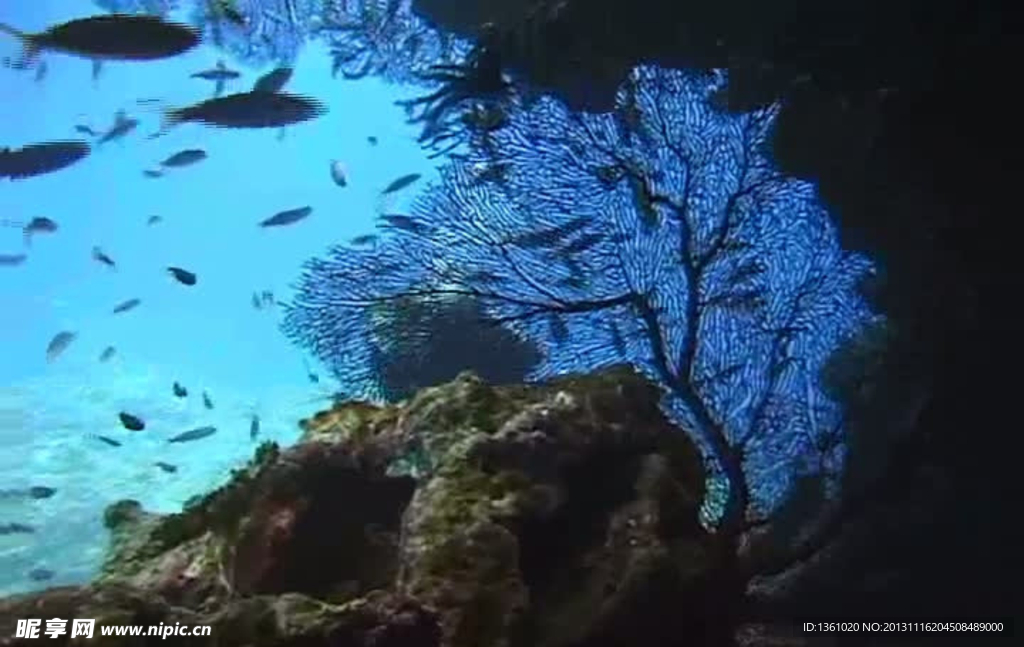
[0,367,742,647]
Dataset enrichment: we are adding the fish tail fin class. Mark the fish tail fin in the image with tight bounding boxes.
[0,24,41,67]
[149,107,182,139]
[0,23,25,41]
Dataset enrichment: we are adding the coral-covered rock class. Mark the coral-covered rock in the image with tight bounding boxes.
[0,366,725,647]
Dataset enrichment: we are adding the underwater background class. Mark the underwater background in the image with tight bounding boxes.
[0,0,1014,638]
[0,0,439,595]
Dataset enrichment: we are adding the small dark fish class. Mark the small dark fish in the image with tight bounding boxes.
[251,292,262,309]
[214,0,248,27]
[167,266,196,285]
[202,391,214,410]
[96,110,138,145]
[118,411,145,431]
[167,425,217,443]
[378,213,431,236]
[261,290,274,306]
[22,216,58,246]
[252,66,292,93]
[160,149,206,167]
[259,206,312,228]
[349,233,378,246]
[381,173,421,195]
[330,160,347,187]
[98,346,116,362]
[302,358,319,384]
[143,169,163,178]
[0,523,34,535]
[33,60,47,82]
[154,461,178,473]
[158,91,325,134]
[0,15,199,63]
[0,253,27,266]
[91,60,103,83]
[367,136,378,145]
[92,246,116,269]
[146,215,162,226]
[190,60,239,97]
[249,413,260,441]
[45,331,76,362]
[93,434,121,447]
[0,140,90,180]
[28,486,56,499]
[112,298,140,314]
[172,381,187,398]
[74,124,96,136]
[28,567,54,582]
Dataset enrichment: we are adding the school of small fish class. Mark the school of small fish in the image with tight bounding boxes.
[0,12,426,582]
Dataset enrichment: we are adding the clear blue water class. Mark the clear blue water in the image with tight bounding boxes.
[0,0,436,595]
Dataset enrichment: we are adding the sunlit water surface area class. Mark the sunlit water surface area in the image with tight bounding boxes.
[0,0,437,595]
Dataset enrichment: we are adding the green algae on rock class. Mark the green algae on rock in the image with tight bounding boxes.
[0,366,731,647]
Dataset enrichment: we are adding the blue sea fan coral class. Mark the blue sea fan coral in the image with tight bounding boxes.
[320,0,470,83]
[93,0,182,15]
[284,65,875,526]
[190,0,325,67]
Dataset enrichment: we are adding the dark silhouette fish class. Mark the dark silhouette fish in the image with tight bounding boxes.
[167,266,196,285]
[21,216,58,246]
[168,425,217,443]
[350,234,378,246]
[146,215,163,226]
[252,66,293,93]
[45,331,76,362]
[190,59,239,97]
[379,213,432,236]
[96,110,138,145]
[251,292,262,309]
[143,169,163,178]
[112,298,140,314]
[249,413,260,441]
[213,0,248,27]
[118,411,145,431]
[330,160,347,187]
[0,14,199,63]
[259,206,312,227]
[0,523,34,535]
[157,91,326,134]
[93,434,121,447]
[27,486,55,499]
[99,346,116,362]
[172,381,187,398]
[381,173,422,194]
[202,391,214,410]
[0,140,90,180]
[92,246,116,269]
[367,136,378,145]
[28,568,54,582]
[0,253,27,266]
[154,461,178,473]
[0,486,55,500]
[160,149,206,167]
[74,125,96,136]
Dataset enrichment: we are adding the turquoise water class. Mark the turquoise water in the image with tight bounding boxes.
[0,0,435,595]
